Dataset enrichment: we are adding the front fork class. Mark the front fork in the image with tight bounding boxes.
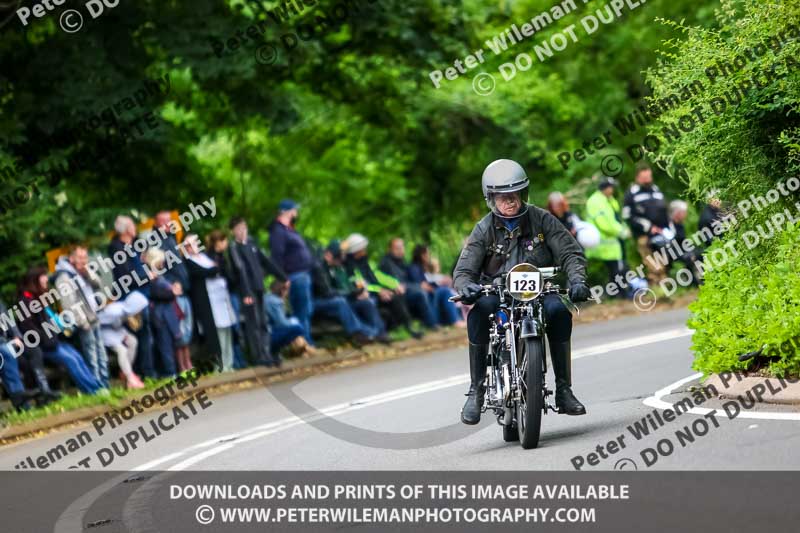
[519,315,558,414]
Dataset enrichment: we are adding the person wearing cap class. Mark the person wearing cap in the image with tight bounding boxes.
[585,176,631,296]
[228,216,286,367]
[342,233,422,339]
[452,159,590,424]
[268,199,315,345]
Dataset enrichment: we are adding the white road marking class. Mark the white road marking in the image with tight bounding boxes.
[572,327,692,358]
[644,373,800,421]
[168,444,235,471]
[132,452,185,472]
[133,327,695,471]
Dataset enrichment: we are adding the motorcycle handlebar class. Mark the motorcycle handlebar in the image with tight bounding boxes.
[449,286,570,303]
[449,266,564,303]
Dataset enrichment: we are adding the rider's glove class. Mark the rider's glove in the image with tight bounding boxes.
[459,282,483,304]
[568,281,591,302]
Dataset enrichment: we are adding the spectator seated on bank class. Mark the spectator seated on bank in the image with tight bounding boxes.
[378,238,440,330]
[17,267,103,395]
[408,244,465,328]
[311,247,386,345]
[312,240,390,344]
[264,280,317,358]
[342,233,422,339]
[97,292,147,389]
[0,298,61,405]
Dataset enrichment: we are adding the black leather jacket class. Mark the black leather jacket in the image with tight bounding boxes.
[453,205,587,292]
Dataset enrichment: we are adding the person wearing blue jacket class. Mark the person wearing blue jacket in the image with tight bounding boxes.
[268,199,314,344]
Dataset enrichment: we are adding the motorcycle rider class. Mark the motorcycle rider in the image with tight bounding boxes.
[453,159,591,425]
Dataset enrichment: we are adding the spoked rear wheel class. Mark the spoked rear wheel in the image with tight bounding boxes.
[518,337,545,449]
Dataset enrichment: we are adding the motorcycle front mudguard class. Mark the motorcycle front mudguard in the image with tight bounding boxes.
[519,316,543,339]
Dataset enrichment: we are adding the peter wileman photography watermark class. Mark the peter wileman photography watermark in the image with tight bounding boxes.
[429,0,649,96]
[208,0,383,67]
[570,371,800,470]
[0,72,170,216]
[0,197,217,365]
[589,177,800,309]
[12,370,212,469]
[556,22,799,177]
[15,0,126,34]
[556,24,800,178]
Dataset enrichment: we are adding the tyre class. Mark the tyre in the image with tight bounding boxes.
[518,337,545,449]
[503,422,519,442]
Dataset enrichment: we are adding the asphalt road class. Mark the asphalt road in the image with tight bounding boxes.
[3,307,800,472]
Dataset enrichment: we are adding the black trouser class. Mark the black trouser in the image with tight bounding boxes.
[379,293,413,330]
[242,291,274,365]
[467,293,572,345]
[604,259,631,298]
[671,253,703,286]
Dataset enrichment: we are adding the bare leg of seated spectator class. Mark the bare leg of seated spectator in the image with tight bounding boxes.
[111,336,144,389]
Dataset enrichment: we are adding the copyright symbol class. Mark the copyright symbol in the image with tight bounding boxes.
[60,9,83,34]
[601,154,624,177]
[614,458,638,471]
[195,505,215,525]
[255,44,278,65]
[472,73,496,96]
[633,288,657,312]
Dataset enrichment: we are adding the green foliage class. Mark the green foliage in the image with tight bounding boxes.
[0,0,716,299]
[0,375,180,427]
[646,0,800,375]
[689,222,800,376]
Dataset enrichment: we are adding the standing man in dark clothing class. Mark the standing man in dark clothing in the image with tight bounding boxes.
[108,215,156,378]
[268,200,314,344]
[622,163,669,285]
[154,211,193,371]
[228,216,287,367]
[378,238,438,329]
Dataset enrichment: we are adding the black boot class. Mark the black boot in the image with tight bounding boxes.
[8,392,32,412]
[461,343,488,425]
[33,367,61,403]
[550,340,586,415]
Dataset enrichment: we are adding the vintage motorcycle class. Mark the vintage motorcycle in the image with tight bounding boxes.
[452,263,573,449]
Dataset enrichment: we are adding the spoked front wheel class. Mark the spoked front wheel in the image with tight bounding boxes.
[518,337,545,449]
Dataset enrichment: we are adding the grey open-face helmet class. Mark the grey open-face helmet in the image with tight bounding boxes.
[481,159,530,219]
